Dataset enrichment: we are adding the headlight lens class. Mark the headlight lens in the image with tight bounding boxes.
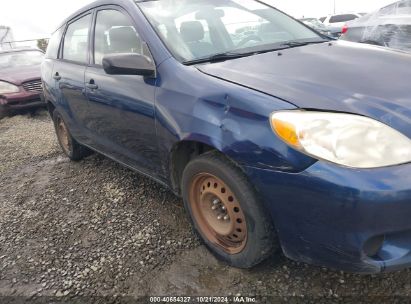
[0,81,19,94]
[271,111,411,168]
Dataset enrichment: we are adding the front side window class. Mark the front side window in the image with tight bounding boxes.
[0,50,44,69]
[94,9,143,65]
[63,14,91,63]
[137,0,323,62]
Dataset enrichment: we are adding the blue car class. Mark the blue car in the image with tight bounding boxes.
[41,0,411,274]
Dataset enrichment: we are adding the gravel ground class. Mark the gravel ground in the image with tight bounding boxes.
[1,111,411,304]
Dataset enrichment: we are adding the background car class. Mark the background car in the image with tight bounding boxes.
[0,48,45,118]
[300,18,342,38]
[341,0,411,51]
[321,13,366,32]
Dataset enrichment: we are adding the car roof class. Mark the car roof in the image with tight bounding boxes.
[55,0,134,32]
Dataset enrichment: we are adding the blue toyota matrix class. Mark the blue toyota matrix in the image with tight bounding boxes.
[41,0,411,273]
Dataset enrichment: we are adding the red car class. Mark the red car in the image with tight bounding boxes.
[0,48,45,118]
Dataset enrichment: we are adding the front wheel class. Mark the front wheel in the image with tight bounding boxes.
[182,152,278,268]
[0,105,8,120]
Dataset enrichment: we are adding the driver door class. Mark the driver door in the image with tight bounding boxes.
[84,7,162,177]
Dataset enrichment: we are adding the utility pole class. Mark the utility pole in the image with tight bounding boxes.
[0,26,14,50]
[0,26,10,43]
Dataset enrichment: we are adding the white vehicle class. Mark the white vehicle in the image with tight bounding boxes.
[321,13,366,30]
[341,0,411,51]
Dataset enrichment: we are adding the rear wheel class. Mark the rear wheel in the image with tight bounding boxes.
[52,110,92,161]
[182,152,278,268]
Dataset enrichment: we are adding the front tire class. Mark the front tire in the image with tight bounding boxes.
[52,110,92,161]
[0,105,8,120]
[182,152,278,268]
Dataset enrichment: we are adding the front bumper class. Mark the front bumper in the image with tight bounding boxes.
[0,91,45,112]
[245,161,411,274]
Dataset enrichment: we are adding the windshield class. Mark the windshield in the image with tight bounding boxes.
[301,19,327,29]
[137,0,324,63]
[0,50,44,69]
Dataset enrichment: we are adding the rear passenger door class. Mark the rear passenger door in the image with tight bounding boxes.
[53,13,92,140]
[84,7,161,177]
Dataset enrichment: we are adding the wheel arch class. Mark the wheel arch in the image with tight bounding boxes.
[169,139,218,195]
[46,100,56,117]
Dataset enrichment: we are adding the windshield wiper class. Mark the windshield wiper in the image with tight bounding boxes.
[279,40,327,49]
[183,52,255,65]
[183,40,328,65]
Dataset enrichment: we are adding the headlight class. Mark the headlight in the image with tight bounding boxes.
[0,81,19,94]
[271,111,411,168]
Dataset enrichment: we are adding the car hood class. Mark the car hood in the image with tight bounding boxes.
[197,41,411,138]
[0,64,41,85]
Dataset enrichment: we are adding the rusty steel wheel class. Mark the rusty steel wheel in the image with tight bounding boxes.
[56,116,71,155]
[189,173,248,254]
[52,110,92,161]
[182,152,278,268]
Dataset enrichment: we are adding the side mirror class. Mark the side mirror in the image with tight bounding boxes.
[102,53,156,77]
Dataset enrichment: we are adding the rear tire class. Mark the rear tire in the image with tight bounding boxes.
[182,152,278,268]
[52,110,92,161]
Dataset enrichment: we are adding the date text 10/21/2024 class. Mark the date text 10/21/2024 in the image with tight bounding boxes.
[149,296,257,303]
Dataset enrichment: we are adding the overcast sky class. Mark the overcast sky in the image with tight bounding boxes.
[1,0,396,41]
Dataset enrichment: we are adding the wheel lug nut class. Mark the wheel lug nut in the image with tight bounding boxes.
[221,206,226,211]
[213,199,220,205]
[212,205,218,210]
[224,215,230,221]
[217,215,223,220]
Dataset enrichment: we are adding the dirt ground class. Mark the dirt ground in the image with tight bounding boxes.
[1,110,411,304]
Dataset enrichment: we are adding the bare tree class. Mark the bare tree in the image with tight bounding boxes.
[37,38,49,52]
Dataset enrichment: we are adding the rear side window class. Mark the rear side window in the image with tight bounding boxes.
[329,14,358,23]
[398,0,411,13]
[379,3,398,15]
[45,27,63,59]
[379,1,411,15]
[63,14,91,63]
[399,0,411,7]
[94,10,143,65]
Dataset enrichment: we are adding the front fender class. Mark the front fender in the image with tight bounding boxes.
[155,59,317,183]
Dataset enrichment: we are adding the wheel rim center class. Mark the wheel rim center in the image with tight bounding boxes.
[200,193,233,236]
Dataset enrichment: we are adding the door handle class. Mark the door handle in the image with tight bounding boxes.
[86,80,98,90]
[53,73,61,81]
